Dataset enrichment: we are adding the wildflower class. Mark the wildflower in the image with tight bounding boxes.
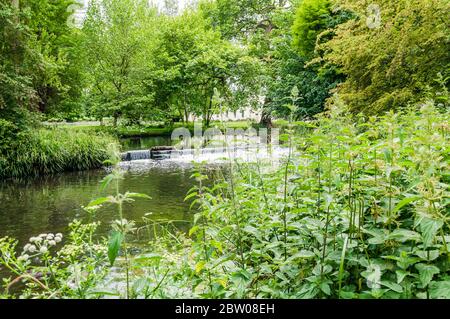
[24,243,31,251]
[39,246,48,254]
[48,240,56,246]
[55,237,62,243]
[18,254,29,262]
[56,233,63,239]
[28,245,37,253]
[46,234,55,240]
[39,233,48,238]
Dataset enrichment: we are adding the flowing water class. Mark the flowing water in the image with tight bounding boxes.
[0,136,288,287]
[0,136,287,247]
[0,137,192,246]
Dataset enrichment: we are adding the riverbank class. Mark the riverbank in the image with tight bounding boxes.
[0,127,119,179]
[44,120,258,138]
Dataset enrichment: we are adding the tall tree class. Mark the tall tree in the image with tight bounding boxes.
[322,0,450,114]
[200,0,292,126]
[82,0,154,126]
[143,9,260,126]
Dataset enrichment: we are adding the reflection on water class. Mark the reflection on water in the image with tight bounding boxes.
[0,137,198,247]
[0,165,197,246]
[120,136,172,152]
[0,136,286,248]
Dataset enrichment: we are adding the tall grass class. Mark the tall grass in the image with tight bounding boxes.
[0,127,119,179]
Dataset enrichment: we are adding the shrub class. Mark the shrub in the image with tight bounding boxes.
[186,99,449,298]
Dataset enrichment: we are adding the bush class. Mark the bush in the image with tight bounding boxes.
[0,127,119,179]
[185,100,449,299]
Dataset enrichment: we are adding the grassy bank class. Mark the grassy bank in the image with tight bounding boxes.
[0,127,119,179]
[53,121,260,138]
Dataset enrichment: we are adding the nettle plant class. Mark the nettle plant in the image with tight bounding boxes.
[186,98,449,299]
[0,222,108,298]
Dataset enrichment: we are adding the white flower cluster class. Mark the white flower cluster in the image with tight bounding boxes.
[19,233,63,261]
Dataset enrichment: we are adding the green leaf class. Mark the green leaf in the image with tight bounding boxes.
[195,261,206,274]
[388,229,421,242]
[419,217,444,248]
[391,196,421,214]
[184,192,198,201]
[291,250,315,259]
[125,192,152,200]
[100,174,114,191]
[189,225,200,237]
[88,197,111,207]
[243,225,259,237]
[396,270,409,284]
[429,281,450,299]
[381,281,403,293]
[383,148,392,163]
[108,231,123,266]
[134,253,162,264]
[320,282,331,296]
[415,250,440,261]
[415,263,440,287]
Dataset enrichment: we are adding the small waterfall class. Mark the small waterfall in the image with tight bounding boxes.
[121,150,151,161]
[121,144,290,163]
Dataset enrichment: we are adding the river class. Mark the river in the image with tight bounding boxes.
[0,137,198,246]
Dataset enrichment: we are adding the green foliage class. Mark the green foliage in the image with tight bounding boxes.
[0,127,119,178]
[0,0,84,119]
[0,1,37,119]
[292,0,332,57]
[322,0,450,114]
[24,0,84,115]
[182,99,449,299]
[0,221,109,298]
[140,8,262,126]
[3,98,448,299]
[81,0,155,125]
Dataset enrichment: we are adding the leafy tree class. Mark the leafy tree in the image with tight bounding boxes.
[27,0,85,117]
[1,0,84,122]
[82,0,154,126]
[292,0,333,58]
[200,0,293,126]
[143,9,261,126]
[322,0,450,114]
[0,0,38,125]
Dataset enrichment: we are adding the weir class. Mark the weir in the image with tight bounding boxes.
[121,145,285,162]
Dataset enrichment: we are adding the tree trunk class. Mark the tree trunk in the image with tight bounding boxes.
[260,98,273,128]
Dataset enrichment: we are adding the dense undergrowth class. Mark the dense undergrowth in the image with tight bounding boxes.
[0,126,119,179]
[0,100,449,299]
